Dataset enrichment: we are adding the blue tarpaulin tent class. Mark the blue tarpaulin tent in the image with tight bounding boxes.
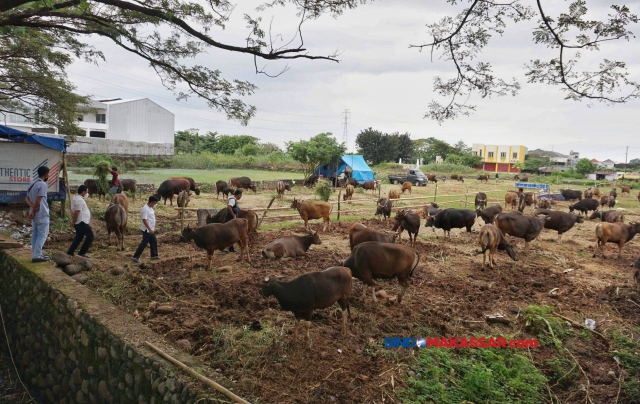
[0,124,66,152]
[314,155,375,183]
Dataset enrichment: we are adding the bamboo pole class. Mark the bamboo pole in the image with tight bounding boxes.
[434,184,438,203]
[144,342,251,404]
[337,189,342,221]
[61,153,72,218]
[180,204,185,232]
[257,196,276,229]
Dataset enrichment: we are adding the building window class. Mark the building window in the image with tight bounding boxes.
[95,114,106,124]
[488,152,494,158]
[512,152,518,159]
[500,152,506,158]
[472,151,477,155]
[479,151,482,157]
[89,131,106,138]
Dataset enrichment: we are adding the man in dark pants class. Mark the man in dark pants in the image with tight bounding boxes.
[131,196,160,263]
[517,187,526,213]
[222,189,243,252]
[67,185,94,257]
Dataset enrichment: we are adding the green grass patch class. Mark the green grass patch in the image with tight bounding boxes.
[611,330,640,402]
[403,346,547,404]
[521,305,571,349]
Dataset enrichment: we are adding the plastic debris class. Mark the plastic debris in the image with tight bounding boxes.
[585,319,596,330]
[563,268,575,273]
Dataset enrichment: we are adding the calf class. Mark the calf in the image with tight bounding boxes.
[180,219,251,267]
[523,192,535,212]
[536,198,552,210]
[110,193,129,212]
[439,176,447,182]
[119,179,137,201]
[269,166,279,171]
[262,231,321,258]
[341,241,419,303]
[391,209,421,247]
[349,223,397,250]
[230,176,257,193]
[477,224,518,269]
[168,176,200,195]
[494,213,550,253]
[569,199,600,216]
[260,267,351,348]
[177,190,190,208]
[105,203,127,251]
[475,192,488,209]
[476,204,503,224]
[610,189,617,198]
[600,195,616,208]
[560,189,583,201]
[155,179,190,205]
[401,182,412,195]
[514,174,520,180]
[84,178,106,201]
[291,198,332,231]
[276,181,291,200]
[424,208,476,240]
[343,184,354,202]
[592,187,601,197]
[216,180,234,200]
[375,198,392,221]
[593,221,640,259]
[621,186,631,196]
[388,189,400,206]
[584,189,593,199]
[520,176,529,182]
[362,181,378,194]
[422,202,442,219]
[426,174,438,184]
[477,175,489,183]
[457,175,464,183]
[589,210,624,223]
[534,209,584,243]
[504,192,518,210]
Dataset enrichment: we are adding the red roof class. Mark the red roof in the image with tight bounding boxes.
[591,159,599,163]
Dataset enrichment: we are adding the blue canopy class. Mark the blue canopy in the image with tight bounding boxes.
[0,125,66,152]
[315,155,375,183]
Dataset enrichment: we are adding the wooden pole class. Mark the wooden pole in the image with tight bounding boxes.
[337,189,342,221]
[61,153,72,218]
[180,204,185,232]
[434,184,438,203]
[144,342,251,404]
[257,196,277,229]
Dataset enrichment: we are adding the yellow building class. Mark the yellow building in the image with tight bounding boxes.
[471,144,528,173]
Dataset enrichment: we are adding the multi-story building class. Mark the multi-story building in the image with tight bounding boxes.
[471,144,528,173]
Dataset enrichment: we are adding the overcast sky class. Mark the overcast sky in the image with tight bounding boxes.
[68,0,640,162]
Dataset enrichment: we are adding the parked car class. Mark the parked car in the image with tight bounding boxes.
[388,169,429,186]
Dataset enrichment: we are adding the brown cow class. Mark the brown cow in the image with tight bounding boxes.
[343,184,354,202]
[348,223,397,250]
[262,230,321,258]
[451,174,460,181]
[168,176,200,195]
[477,174,489,183]
[610,189,617,198]
[401,182,412,195]
[600,195,616,208]
[584,189,593,199]
[230,176,257,193]
[476,204,503,224]
[362,181,378,194]
[269,167,279,171]
[426,174,438,184]
[105,203,127,251]
[520,177,529,182]
[111,193,129,212]
[177,190,190,208]
[341,241,419,303]
[535,198,552,210]
[422,202,442,219]
[475,192,488,209]
[346,178,358,187]
[589,210,624,223]
[119,179,137,201]
[504,192,518,210]
[291,198,332,231]
[621,186,631,196]
[375,198,392,221]
[495,213,550,253]
[593,222,640,259]
[83,179,106,201]
[514,174,520,180]
[205,208,258,246]
[592,187,600,197]
[155,179,190,205]
[392,209,421,247]
[276,181,291,200]
[388,189,400,206]
[180,219,251,267]
[477,224,518,269]
[216,180,234,200]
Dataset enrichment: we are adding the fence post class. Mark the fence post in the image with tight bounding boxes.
[465,190,468,208]
[434,184,438,203]
[180,204,185,232]
[337,190,342,221]
[257,196,277,229]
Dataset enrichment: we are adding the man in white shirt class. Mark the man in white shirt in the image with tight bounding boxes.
[67,185,94,257]
[132,196,160,263]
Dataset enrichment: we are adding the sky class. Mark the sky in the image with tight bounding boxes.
[68,0,640,162]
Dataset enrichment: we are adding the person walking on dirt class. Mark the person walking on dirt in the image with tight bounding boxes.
[517,187,526,213]
[67,185,94,257]
[222,189,243,253]
[131,196,160,263]
[108,166,119,198]
[25,166,51,262]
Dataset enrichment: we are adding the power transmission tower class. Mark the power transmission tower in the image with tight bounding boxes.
[342,109,350,150]
[625,146,629,164]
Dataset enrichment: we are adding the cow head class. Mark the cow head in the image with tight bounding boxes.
[250,184,257,193]
[631,221,640,233]
[395,209,407,221]
[260,276,278,297]
[285,184,292,191]
[179,224,195,243]
[194,187,201,196]
[290,198,300,209]
[504,242,519,261]
[424,216,436,227]
[306,229,322,245]
[576,215,585,224]
[568,204,576,213]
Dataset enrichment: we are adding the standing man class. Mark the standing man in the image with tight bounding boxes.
[223,189,243,253]
[517,187,526,213]
[131,196,161,263]
[25,166,50,262]
[67,185,94,257]
[108,166,119,198]
[495,172,499,180]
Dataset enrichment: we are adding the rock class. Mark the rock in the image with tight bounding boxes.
[239,377,255,391]
[320,351,328,359]
[176,339,191,351]
[415,373,423,380]
[273,363,283,369]
[158,382,165,396]
[111,267,125,276]
[72,256,94,270]
[329,396,336,402]
[533,281,542,287]
[52,252,72,266]
[63,264,82,276]
[72,274,89,284]
[508,307,519,315]
[407,371,416,378]
[509,285,519,293]
[183,318,198,328]
[375,290,388,299]
[155,305,175,314]
[356,349,363,355]
[97,347,107,359]
[218,266,233,272]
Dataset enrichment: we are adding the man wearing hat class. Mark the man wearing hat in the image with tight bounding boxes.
[132,195,161,263]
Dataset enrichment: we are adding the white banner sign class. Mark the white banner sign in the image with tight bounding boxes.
[0,142,61,192]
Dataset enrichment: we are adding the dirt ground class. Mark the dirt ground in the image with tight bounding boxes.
[36,178,640,403]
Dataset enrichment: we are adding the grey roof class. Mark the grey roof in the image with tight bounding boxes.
[528,149,569,158]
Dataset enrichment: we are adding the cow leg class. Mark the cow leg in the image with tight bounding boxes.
[618,241,625,260]
[207,253,213,270]
[293,319,299,343]
[397,279,409,304]
[304,321,312,349]
[524,241,530,254]
[341,307,348,336]
[482,250,487,269]
[107,230,112,246]
[465,231,470,243]
[371,286,377,303]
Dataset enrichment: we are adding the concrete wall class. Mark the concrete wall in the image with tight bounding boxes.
[67,137,174,157]
[0,249,210,404]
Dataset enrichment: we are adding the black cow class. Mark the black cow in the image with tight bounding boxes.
[303,175,319,187]
[560,189,583,201]
[476,204,503,224]
[569,199,600,216]
[475,192,488,209]
[375,198,392,221]
[534,209,584,243]
[391,209,421,247]
[424,208,476,240]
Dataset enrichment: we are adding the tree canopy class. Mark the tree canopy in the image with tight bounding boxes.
[286,133,346,177]
[355,129,415,165]
[576,158,597,175]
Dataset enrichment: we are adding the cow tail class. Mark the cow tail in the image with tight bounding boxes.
[479,231,491,253]
[410,252,420,277]
[595,224,603,239]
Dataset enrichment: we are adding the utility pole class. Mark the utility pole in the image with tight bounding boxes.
[625,146,629,164]
[342,109,350,151]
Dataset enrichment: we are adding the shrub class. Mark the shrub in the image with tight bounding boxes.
[200,183,215,193]
[241,143,260,156]
[374,162,404,170]
[314,180,333,202]
[77,154,113,167]
[355,187,364,194]
[93,161,111,195]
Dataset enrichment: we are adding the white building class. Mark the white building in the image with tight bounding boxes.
[600,159,616,169]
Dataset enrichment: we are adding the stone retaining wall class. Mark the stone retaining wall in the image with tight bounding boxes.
[0,250,218,404]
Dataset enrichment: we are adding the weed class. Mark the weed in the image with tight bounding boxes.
[545,357,578,389]
[314,180,333,202]
[611,330,640,402]
[520,305,571,349]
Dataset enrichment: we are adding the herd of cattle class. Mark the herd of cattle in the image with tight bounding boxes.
[81,174,640,348]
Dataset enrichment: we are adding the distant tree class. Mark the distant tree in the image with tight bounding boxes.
[216,135,258,155]
[396,133,414,162]
[629,158,640,165]
[286,133,346,177]
[200,132,218,153]
[355,128,387,165]
[174,129,199,154]
[576,158,597,175]
[458,153,483,167]
[452,140,470,154]
[524,157,545,172]
[259,142,282,155]
[240,143,260,156]
[513,162,526,171]
[413,137,455,163]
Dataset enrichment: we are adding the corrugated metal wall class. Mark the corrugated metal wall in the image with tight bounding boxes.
[107,99,174,144]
